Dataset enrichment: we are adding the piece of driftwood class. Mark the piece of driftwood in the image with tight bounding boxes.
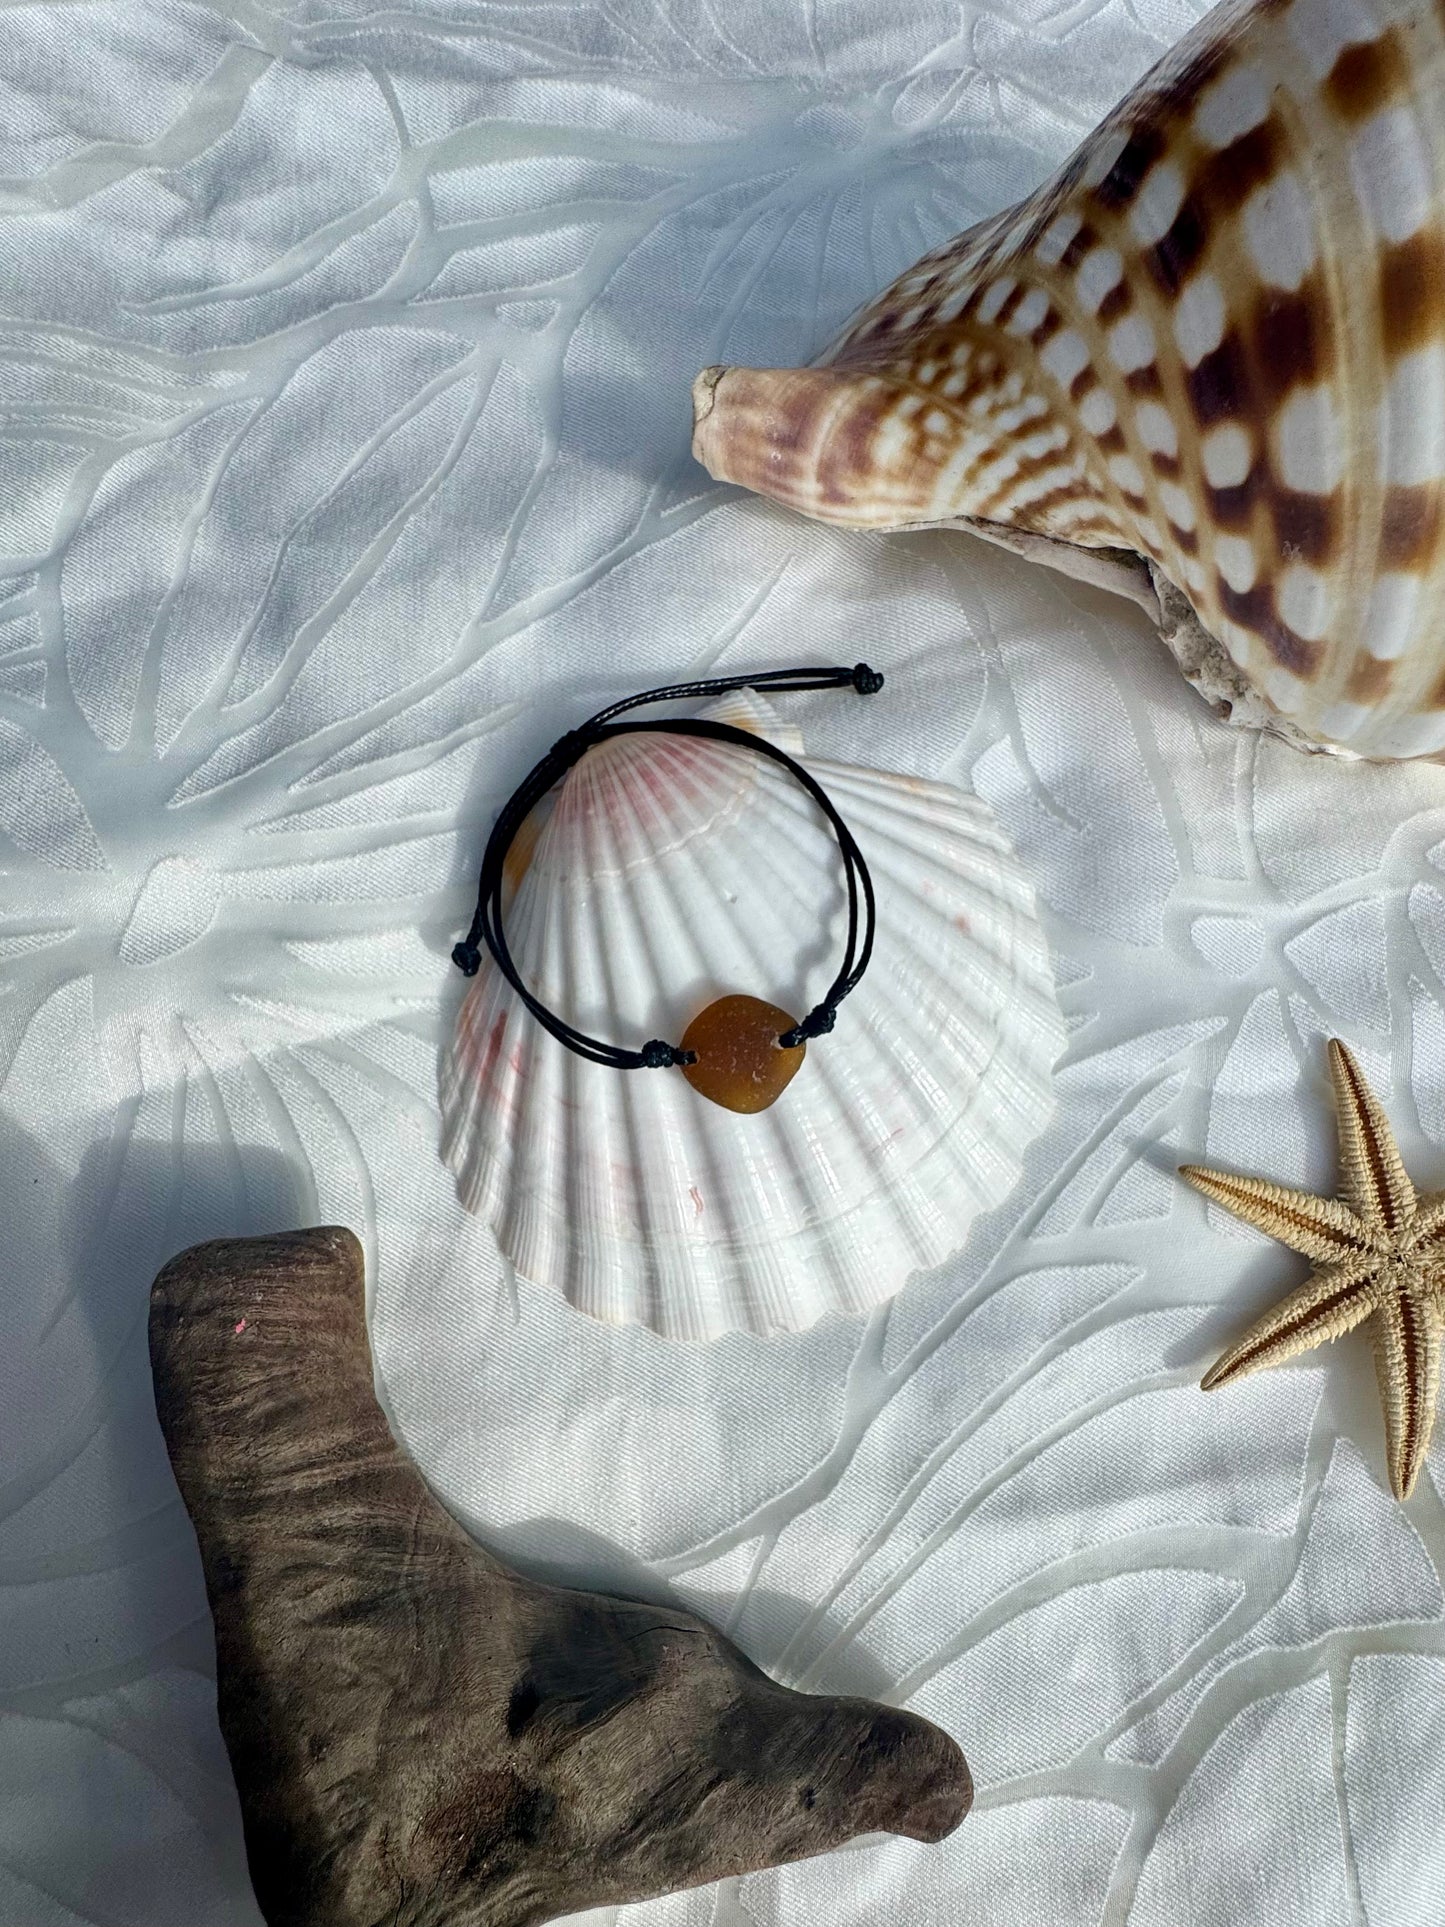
[148,1227,972,1927]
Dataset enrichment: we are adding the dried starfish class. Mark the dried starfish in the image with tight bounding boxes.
[1181,1040,1443,1501]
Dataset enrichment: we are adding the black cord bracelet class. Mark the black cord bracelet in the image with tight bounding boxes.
[452,663,883,1112]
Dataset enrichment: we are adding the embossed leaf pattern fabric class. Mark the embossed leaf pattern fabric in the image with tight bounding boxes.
[0,3,1442,1925]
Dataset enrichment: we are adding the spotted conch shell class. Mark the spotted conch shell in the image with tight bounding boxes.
[692,0,1445,759]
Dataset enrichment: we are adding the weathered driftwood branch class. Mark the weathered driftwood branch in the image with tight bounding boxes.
[148,1227,972,1927]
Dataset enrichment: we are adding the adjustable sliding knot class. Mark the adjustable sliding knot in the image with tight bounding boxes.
[552,727,590,766]
[452,661,880,1111]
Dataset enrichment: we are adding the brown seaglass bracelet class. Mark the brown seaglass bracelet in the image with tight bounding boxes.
[452,664,883,1112]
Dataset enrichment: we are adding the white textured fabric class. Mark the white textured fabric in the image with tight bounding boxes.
[1,3,1442,1924]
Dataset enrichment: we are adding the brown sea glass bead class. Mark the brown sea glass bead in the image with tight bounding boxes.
[680,994,805,1113]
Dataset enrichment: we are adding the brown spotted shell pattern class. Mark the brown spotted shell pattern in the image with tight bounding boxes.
[691,0,1445,758]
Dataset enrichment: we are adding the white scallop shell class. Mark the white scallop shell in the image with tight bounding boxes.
[440,693,1064,1340]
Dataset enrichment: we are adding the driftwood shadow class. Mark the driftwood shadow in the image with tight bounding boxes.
[5,1123,305,1927]
[483,1513,899,1705]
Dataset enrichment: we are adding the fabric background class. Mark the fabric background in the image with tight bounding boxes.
[1,1,1443,1922]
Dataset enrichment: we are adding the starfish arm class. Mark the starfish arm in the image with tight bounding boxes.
[1180,1164,1371,1264]
[1328,1040,1417,1234]
[1201,1257,1378,1390]
[1373,1292,1442,1501]
[1411,1191,1445,1242]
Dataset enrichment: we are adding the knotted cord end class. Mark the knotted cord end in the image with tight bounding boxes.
[452,941,482,977]
[851,663,884,695]
[779,1004,837,1049]
[640,1038,695,1069]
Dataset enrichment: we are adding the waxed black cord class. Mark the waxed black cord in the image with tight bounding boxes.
[452,664,883,1069]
